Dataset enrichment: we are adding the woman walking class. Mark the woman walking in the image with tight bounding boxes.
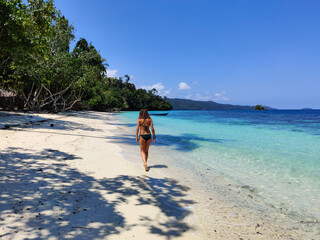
[136,109,156,171]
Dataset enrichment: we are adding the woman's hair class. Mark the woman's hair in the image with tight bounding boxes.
[138,109,151,119]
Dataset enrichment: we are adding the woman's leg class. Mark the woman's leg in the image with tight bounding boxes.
[144,138,152,163]
[139,139,147,165]
[140,138,152,170]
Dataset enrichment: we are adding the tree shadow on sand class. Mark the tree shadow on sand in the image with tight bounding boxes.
[0,112,99,132]
[108,122,137,127]
[64,111,114,123]
[106,133,231,152]
[0,147,194,239]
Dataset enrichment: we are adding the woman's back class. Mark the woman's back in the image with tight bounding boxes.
[138,119,152,134]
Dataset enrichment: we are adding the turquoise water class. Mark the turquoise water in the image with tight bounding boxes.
[117,110,320,220]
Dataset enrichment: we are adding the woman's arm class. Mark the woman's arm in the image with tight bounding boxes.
[136,120,140,142]
[151,119,156,142]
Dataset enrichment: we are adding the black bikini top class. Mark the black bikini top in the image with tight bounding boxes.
[141,118,149,127]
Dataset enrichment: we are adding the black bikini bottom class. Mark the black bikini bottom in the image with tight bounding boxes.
[140,134,151,141]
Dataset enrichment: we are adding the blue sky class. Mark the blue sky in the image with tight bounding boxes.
[54,0,320,109]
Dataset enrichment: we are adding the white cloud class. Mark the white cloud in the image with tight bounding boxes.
[192,81,198,85]
[178,82,191,90]
[194,93,211,101]
[141,82,171,96]
[106,69,118,78]
[185,90,230,102]
[152,82,165,91]
[141,82,165,91]
[214,91,230,101]
[186,92,211,101]
[162,90,171,96]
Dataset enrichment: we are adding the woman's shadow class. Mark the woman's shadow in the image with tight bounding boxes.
[148,164,168,170]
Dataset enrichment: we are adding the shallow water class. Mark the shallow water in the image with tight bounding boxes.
[116,110,320,221]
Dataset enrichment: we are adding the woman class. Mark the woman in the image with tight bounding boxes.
[136,109,156,171]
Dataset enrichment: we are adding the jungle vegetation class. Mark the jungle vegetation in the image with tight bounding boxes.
[0,0,172,111]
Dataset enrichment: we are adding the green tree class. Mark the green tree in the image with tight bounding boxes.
[0,0,172,112]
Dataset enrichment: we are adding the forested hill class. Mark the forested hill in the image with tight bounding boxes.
[168,98,254,110]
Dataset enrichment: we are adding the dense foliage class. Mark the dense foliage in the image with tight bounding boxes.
[0,0,172,111]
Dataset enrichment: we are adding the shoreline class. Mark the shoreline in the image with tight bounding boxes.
[0,111,318,239]
[114,111,320,239]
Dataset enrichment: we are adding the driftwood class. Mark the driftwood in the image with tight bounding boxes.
[18,79,84,112]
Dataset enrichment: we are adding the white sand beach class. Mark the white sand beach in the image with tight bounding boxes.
[0,111,317,239]
[0,111,197,240]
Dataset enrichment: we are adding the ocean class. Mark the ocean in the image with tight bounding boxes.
[116,110,320,223]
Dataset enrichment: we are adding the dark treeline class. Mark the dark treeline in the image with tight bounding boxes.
[168,98,254,110]
[0,0,172,111]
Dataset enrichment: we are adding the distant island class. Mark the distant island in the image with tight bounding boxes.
[167,98,254,110]
[254,105,268,111]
